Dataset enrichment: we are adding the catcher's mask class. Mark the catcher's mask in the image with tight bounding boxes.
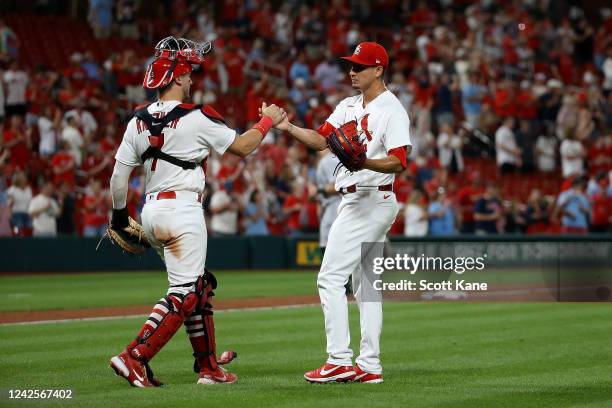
[143,36,212,89]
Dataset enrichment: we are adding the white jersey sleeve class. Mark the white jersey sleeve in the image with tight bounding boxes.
[324,98,352,128]
[196,114,236,155]
[383,108,411,151]
[115,118,141,167]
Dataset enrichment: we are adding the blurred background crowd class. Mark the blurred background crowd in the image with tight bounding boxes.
[0,0,610,238]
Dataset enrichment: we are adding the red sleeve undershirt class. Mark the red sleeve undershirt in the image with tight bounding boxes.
[387,146,408,170]
[316,121,335,138]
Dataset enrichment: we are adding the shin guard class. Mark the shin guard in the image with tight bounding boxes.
[128,290,198,362]
[184,270,227,373]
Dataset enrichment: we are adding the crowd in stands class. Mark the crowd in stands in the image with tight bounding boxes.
[0,0,610,238]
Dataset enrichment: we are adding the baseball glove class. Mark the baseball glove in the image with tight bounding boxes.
[327,120,367,172]
[105,208,151,254]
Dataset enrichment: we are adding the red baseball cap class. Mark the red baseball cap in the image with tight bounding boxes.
[341,42,389,68]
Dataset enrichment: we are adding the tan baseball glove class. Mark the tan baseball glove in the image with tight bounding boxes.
[105,208,150,254]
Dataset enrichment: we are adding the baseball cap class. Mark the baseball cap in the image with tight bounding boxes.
[341,42,389,68]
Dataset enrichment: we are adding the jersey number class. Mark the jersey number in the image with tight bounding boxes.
[148,132,165,171]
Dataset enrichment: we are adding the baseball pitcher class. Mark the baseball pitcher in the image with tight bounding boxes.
[275,42,411,383]
[107,36,284,387]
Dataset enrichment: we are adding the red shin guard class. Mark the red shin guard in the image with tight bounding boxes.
[185,282,219,372]
[128,292,198,362]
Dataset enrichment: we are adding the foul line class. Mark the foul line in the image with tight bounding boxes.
[0,303,321,327]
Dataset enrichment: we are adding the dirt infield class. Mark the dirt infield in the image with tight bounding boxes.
[0,295,321,324]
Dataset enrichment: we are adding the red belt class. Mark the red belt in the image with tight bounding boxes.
[156,191,203,203]
[339,184,393,195]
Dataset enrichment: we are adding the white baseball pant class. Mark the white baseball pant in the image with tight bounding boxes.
[317,189,399,374]
[141,191,206,295]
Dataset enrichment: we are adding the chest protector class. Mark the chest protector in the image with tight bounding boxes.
[134,103,225,170]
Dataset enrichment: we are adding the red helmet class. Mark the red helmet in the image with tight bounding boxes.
[143,36,212,89]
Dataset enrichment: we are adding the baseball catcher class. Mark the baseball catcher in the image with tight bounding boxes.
[107,35,285,387]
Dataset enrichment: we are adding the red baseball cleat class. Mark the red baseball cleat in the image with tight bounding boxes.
[110,351,156,388]
[197,366,237,385]
[352,365,383,383]
[304,363,356,383]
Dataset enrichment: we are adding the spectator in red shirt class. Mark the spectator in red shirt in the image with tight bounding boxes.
[82,143,113,187]
[515,80,538,121]
[2,115,31,169]
[51,141,76,187]
[328,19,349,55]
[82,179,109,237]
[588,135,612,176]
[64,53,88,91]
[245,74,270,123]
[252,2,274,40]
[455,171,484,233]
[410,1,436,30]
[393,171,413,205]
[588,172,611,233]
[493,80,516,118]
[412,71,435,109]
[99,124,119,154]
[217,155,246,194]
[283,182,303,236]
[265,136,288,174]
[223,39,246,93]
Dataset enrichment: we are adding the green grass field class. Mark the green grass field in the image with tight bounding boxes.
[1,271,611,407]
[0,271,318,312]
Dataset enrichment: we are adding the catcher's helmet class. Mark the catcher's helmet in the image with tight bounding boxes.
[143,36,212,89]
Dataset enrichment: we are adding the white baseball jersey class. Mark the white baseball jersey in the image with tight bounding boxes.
[323,90,411,189]
[115,100,236,195]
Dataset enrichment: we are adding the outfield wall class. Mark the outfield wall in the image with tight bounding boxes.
[0,235,610,272]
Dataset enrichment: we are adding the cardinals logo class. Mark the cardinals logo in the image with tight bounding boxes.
[354,44,362,55]
[360,114,373,142]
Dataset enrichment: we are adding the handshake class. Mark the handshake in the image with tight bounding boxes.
[258,102,290,131]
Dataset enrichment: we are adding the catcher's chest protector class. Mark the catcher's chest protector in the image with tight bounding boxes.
[135,104,209,170]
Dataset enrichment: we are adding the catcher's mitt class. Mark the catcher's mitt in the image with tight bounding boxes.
[104,208,151,254]
[327,120,367,172]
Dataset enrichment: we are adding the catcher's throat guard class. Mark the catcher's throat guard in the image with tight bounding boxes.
[143,36,212,89]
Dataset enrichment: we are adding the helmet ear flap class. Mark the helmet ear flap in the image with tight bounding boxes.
[143,62,174,89]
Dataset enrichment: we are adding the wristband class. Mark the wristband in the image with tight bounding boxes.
[252,116,273,136]
[111,207,129,229]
